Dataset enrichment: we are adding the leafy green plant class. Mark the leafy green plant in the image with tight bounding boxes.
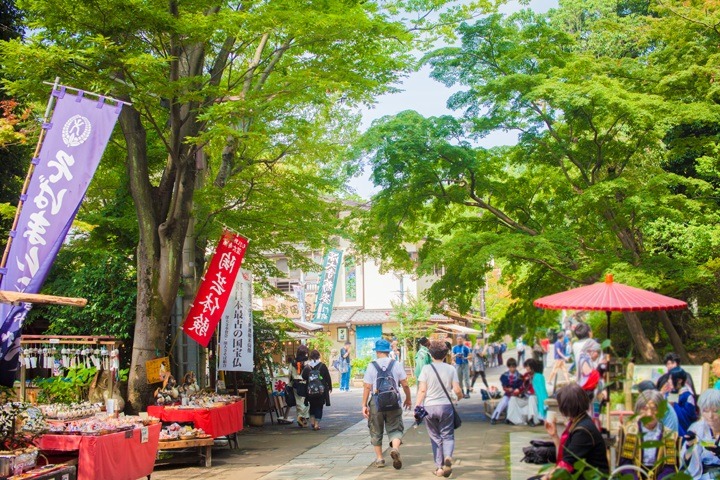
[351,356,372,376]
[390,295,433,369]
[36,367,98,404]
[307,331,333,364]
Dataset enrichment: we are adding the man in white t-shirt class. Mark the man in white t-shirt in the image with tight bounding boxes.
[362,338,412,470]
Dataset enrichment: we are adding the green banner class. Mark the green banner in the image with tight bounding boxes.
[312,249,343,323]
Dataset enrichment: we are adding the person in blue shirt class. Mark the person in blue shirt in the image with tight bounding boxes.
[452,336,471,399]
[661,367,697,436]
[490,358,524,425]
[548,331,571,387]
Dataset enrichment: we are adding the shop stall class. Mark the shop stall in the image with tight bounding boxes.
[37,422,160,480]
[147,399,244,439]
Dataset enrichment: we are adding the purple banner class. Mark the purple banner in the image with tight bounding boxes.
[0,88,121,386]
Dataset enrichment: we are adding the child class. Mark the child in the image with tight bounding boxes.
[490,358,524,425]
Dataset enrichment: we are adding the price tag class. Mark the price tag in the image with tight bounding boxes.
[125,430,133,439]
[141,426,148,444]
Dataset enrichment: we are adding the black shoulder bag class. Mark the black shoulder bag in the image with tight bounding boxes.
[430,364,462,429]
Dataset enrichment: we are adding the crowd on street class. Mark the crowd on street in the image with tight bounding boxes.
[277,322,720,479]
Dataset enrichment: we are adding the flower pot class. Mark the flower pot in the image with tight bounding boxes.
[246,412,266,427]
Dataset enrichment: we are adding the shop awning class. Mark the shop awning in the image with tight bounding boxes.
[292,320,324,332]
[442,309,491,325]
[435,324,482,335]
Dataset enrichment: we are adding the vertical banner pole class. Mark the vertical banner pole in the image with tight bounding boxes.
[0,77,60,276]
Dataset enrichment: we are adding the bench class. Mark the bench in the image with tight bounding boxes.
[155,437,214,468]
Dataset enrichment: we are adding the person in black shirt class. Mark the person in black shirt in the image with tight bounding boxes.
[301,349,332,430]
[531,383,609,479]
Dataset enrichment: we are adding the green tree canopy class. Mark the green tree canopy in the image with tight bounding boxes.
[351,2,720,362]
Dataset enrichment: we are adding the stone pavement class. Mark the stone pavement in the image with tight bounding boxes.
[151,348,553,479]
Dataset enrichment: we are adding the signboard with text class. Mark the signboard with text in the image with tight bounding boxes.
[182,231,248,347]
[312,249,342,324]
[218,269,254,372]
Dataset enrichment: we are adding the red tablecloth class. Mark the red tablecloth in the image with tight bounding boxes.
[38,423,160,480]
[146,400,244,438]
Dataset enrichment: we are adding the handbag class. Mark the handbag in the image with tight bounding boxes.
[430,364,462,429]
[284,384,296,407]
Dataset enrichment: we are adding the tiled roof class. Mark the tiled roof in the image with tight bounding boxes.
[327,308,360,324]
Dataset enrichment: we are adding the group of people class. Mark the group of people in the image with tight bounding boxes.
[282,327,720,480]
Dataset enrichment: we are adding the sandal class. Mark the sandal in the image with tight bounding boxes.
[434,468,445,477]
[373,459,385,468]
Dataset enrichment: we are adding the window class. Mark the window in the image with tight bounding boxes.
[275,280,299,293]
[275,258,289,274]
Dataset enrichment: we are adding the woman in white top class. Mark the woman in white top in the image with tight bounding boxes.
[416,340,463,478]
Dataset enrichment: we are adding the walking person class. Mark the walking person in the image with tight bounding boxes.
[547,331,571,388]
[416,340,463,478]
[302,349,332,430]
[486,343,496,368]
[362,339,412,469]
[339,341,352,392]
[415,337,432,385]
[516,337,526,364]
[452,336,471,398]
[290,345,310,427]
[471,337,489,390]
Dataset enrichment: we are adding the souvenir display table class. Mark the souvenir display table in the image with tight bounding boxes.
[8,464,77,480]
[146,400,244,438]
[37,423,160,480]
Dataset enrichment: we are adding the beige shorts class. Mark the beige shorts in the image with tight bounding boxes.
[367,400,404,447]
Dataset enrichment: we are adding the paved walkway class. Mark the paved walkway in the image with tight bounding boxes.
[151,348,553,479]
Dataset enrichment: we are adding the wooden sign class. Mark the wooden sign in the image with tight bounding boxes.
[145,357,170,384]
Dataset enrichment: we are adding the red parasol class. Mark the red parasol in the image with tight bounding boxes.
[533,274,687,338]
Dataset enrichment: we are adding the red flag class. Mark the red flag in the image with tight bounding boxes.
[182,230,248,346]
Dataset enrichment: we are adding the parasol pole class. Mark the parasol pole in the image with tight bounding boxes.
[606,310,611,342]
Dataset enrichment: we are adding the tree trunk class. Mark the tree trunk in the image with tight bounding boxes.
[658,311,690,364]
[623,312,660,363]
[120,103,197,412]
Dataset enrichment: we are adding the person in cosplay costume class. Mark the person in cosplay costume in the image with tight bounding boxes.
[290,345,311,428]
[490,358,524,425]
[528,383,609,480]
[661,367,697,436]
[680,389,720,480]
[506,358,546,426]
[616,389,680,480]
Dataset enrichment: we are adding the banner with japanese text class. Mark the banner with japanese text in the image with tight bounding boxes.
[182,231,248,347]
[312,249,342,323]
[0,88,122,387]
[218,269,253,372]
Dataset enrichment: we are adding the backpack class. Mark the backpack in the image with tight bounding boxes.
[306,364,325,399]
[521,440,557,465]
[372,360,400,411]
[500,343,507,354]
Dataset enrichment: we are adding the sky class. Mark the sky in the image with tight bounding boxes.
[348,0,558,198]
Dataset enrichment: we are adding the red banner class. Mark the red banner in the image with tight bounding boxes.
[182,230,248,346]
